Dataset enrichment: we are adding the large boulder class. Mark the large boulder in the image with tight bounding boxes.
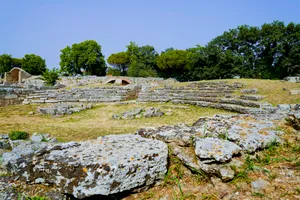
[2,134,168,199]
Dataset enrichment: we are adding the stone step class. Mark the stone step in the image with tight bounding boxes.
[240,95,264,101]
[172,99,264,114]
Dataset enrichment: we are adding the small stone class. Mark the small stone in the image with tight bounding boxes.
[1,134,9,139]
[219,167,235,181]
[251,178,270,191]
[0,139,11,149]
[28,111,34,115]
[31,133,44,143]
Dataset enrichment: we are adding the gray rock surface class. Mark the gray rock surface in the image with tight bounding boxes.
[2,134,168,199]
[113,107,165,120]
[219,167,235,181]
[194,137,242,162]
[251,178,270,191]
[38,103,93,116]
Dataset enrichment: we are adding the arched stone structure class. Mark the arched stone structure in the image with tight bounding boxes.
[4,67,32,84]
[104,77,131,86]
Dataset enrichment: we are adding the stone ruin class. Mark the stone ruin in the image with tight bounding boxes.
[3,67,32,84]
[0,105,299,199]
[112,107,167,119]
[38,103,93,116]
[0,77,300,199]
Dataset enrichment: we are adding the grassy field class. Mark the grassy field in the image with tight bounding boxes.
[171,79,300,105]
[0,103,234,141]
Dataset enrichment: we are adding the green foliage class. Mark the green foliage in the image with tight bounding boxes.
[107,51,129,76]
[9,131,29,140]
[126,42,158,77]
[0,54,13,77]
[157,49,191,80]
[60,40,106,76]
[42,68,59,86]
[107,67,121,76]
[22,54,46,75]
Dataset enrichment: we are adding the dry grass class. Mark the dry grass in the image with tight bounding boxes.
[171,79,300,105]
[0,103,234,141]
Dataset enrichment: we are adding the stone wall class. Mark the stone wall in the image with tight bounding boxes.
[0,86,33,107]
[22,85,141,104]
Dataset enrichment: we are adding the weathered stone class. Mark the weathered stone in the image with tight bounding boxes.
[277,104,291,112]
[31,133,44,142]
[3,134,168,199]
[241,88,258,94]
[1,134,9,139]
[194,137,242,162]
[0,139,10,149]
[144,107,164,118]
[219,167,235,181]
[137,124,202,147]
[251,178,270,191]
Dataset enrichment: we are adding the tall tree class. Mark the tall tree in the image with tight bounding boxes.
[107,52,129,76]
[0,54,13,77]
[157,49,190,80]
[22,54,46,75]
[127,42,158,77]
[60,40,106,76]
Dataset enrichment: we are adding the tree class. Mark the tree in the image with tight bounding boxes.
[126,42,158,77]
[42,68,59,86]
[11,58,23,68]
[0,54,13,77]
[107,67,121,76]
[22,54,46,75]
[59,40,106,76]
[157,49,190,80]
[107,52,129,76]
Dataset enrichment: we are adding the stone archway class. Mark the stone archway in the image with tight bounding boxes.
[4,67,32,84]
[104,77,131,86]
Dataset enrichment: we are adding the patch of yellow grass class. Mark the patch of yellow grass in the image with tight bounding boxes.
[0,103,234,141]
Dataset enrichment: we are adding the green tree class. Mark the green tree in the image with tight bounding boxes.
[157,49,190,80]
[11,58,23,68]
[107,67,121,76]
[22,54,46,75]
[0,54,13,77]
[107,52,129,76]
[42,68,59,86]
[59,40,106,76]
[127,42,158,77]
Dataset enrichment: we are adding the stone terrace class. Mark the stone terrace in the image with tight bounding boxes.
[137,81,271,114]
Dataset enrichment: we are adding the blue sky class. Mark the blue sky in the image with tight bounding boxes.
[1,0,300,69]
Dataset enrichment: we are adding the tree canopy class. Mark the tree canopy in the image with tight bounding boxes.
[0,54,13,77]
[22,54,46,75]
[107,52,129,76]
[60,40,106,76]
[126,42,159,77]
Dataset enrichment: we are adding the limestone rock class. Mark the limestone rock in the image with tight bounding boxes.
[219,167,235,181]
[3,134,168,199]
[194,137,242,162]
[251,178,270,191]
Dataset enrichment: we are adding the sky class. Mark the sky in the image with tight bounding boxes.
[1,0,300,69]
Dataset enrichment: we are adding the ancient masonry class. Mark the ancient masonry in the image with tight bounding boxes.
[0,80,280,114]
[0,78,299,199]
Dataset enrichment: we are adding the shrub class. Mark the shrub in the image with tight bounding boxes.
[42,68,59,86]
[9,131,29,140]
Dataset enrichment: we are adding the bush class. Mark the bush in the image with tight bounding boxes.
[42,68,59,86]
[9,131,29,140]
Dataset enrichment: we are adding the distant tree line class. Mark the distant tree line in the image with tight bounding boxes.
[107,21,300,80]
[0,54,46,77]
[1,21,299,81]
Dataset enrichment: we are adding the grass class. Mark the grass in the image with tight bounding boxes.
[170,79,300,105]
[0,103,234,141]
